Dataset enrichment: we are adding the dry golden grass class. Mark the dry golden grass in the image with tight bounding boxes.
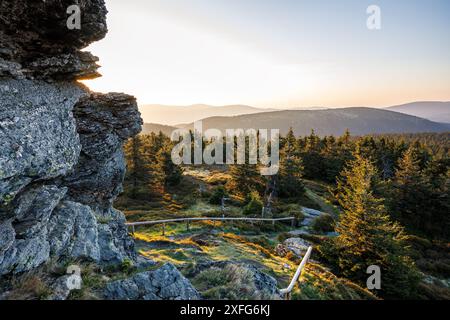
[6,274,51,300]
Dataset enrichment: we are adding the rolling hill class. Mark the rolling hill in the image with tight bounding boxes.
[387,101,450,123]
[181,107,450,136]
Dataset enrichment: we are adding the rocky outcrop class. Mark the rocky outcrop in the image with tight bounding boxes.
[301,207,327,227]
[0,80,84,208]
[283,238,311,258]
[0,0,107,80]
[189,261,281,300]
[104,263,201,300]
[0,0,142,277]
[0,0,194,301]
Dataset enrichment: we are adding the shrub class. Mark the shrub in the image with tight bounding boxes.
[243,191,263,216]
[120,258,135,275]
[209,186,228,205]
[277,232,292,243]
[311,214,335,233]
[7,274,52,300]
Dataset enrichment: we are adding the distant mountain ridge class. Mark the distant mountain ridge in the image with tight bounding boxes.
[180,107,450,136]
[140,101,450,126]
[386,101,450,123]
[139,102,450,136]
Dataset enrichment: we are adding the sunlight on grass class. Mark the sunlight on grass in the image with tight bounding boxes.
[123,172,378,300]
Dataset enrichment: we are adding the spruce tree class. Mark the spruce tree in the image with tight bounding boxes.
[301,129,324,179]
[156,143,183,187]
[229,135,264,197]
[334,148,420,299]
[229,163,264,197]
[391,147,427,226]
[278,128,305,198]
[243,191,264,216]
[390,147,448,238]
[123,135,150,199]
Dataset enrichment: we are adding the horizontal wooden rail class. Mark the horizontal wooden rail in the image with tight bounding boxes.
[126,216,295,227]
[126,216,309,298]
[126,216,296,235]
[279,246,313,299]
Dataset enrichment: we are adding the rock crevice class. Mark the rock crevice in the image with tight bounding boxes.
[0,0,196,300]
[0,0,139,275]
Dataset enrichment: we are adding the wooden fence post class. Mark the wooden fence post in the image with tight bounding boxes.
[162,223,166,236]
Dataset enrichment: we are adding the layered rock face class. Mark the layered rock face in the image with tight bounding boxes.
[0,1,200,300]
[0,1,139,277]
[0,0,142,277]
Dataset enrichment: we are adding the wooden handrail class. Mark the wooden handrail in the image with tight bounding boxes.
[126,216,295,227]
[279,246,313,299]
[126,215,310,299]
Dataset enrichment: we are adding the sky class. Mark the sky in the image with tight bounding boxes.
[82,0,450,109]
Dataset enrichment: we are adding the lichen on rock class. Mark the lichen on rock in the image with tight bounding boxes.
[0,0,196,300]
[104,263,201,300]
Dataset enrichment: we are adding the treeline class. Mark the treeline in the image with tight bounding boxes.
[123,132,182,201]
[122,129,449,299]
[123,130,449,240]
[284,129,449,240]
[297,130,449,183]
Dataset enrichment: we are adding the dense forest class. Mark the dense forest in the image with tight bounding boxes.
[119,130,450,299]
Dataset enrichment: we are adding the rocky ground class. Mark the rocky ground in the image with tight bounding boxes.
[121,168,376,300]
[131,220,376,300]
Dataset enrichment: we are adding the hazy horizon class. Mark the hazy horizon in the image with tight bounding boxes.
[83,0,450,108]
[138,100,450,109]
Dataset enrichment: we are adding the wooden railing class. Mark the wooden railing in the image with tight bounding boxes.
[126,216,311,299]
[279,246,313,299]
[126,216,296,235]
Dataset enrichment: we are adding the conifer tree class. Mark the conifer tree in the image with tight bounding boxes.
[229,163,264,197]
[390,147,448,238]
[301,129,331,180]
[123,135,150,199]
[156,143,183,187]
[229,135,264,197]
[334,148,420,299]
[278,128,305,198]
[243,191,264,216]
[391,147,426,223]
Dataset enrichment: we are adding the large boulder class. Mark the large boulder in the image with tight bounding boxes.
[283,238,311,258]
[301,207,326,227]
[188,261,281,300]
[104,263,201,300]
[0,185,67,275]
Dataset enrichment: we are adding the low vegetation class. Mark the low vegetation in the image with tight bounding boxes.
[116,130,450,300]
